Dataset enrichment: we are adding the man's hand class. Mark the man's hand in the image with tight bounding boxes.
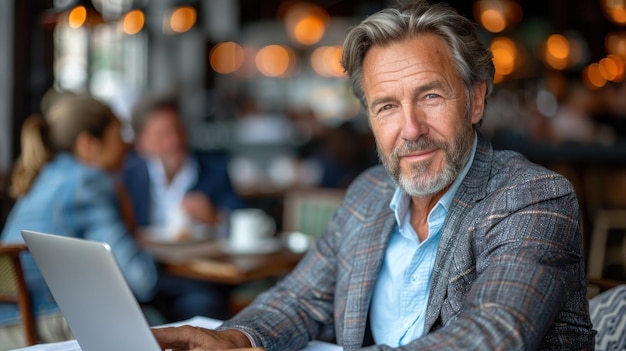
[153,325,263,351]
[181,192,220,225]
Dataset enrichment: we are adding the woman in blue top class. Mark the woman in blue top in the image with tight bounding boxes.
[0,94,158,350]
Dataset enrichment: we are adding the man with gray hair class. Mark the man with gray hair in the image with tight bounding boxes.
[154,1,594,349]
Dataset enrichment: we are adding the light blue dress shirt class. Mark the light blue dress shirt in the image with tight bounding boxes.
[370,134,478,346]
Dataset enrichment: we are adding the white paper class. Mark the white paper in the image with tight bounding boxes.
[11,316,343,351]
[9,340,81,351]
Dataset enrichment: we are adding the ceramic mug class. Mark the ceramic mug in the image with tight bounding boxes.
[229,209,275,251]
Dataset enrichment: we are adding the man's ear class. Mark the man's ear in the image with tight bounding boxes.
[470,81,487,125]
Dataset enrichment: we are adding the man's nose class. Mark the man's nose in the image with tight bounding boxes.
[400,107,428,141]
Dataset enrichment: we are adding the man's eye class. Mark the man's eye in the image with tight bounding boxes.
[379,104,393,112]
[425,93,440,99]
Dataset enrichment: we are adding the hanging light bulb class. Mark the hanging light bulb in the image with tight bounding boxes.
[283,3,329,46]
[40,0,104,30]
[473,0,522,33]
[68,5,87,28]
[166,5,197,34]
[122,9,144,35]
[601,0,626,25]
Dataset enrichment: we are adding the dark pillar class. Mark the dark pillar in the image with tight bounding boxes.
[11,0,55,163]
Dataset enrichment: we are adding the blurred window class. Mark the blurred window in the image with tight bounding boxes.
[53,0,146,121]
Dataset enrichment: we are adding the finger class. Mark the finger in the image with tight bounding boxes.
[153,325,196,348]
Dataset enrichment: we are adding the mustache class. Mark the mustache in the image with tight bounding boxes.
[392,138,448,158]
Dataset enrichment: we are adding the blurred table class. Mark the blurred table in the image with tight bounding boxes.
[140,239,304,285]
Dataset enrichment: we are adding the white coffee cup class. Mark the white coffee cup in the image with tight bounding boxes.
[229,209,275,252]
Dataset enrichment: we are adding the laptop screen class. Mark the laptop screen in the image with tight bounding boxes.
[21,230,161,351]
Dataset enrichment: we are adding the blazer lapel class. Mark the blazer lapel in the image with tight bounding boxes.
[424,132,492,331]
[341,188,396,349]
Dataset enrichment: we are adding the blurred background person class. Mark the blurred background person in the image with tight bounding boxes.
[123,92,245,238]
[0,94,158,350]
[121,91,245,321]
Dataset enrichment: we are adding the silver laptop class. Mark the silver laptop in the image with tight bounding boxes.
[21,230,161,351]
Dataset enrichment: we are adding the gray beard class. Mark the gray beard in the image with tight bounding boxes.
[378,128,474,197]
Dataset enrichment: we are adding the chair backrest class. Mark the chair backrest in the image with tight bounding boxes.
[282,188,345,239]
[0,243,38,345]
[589,284,626,350]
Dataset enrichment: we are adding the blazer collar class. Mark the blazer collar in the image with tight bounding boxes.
[457,131,492,202]
[342,171,397,349]
[424,131,493,330]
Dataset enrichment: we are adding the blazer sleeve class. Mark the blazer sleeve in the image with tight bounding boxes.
[217,200,347,350]
[217,166,391,351]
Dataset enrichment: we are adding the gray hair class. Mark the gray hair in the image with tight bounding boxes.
[341,0,494,111]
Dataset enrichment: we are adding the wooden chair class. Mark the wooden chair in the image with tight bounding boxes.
[587,209,626,293]
[582,168,626,295]
[0,243,38,345]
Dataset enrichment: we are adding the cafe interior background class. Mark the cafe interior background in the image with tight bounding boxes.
[1,0,626,299]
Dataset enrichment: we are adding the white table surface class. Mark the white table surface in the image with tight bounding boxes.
[11,316,343,351]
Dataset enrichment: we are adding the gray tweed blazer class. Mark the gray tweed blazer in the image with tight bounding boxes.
[221,132,595,350]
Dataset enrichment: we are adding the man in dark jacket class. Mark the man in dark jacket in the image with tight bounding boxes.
[122,92,245,321]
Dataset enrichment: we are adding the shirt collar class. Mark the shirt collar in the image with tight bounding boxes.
[146,154,198,190]
[389,132,478,225]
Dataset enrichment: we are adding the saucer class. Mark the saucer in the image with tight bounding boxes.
[220,238,283,255]
[140,226,213,245]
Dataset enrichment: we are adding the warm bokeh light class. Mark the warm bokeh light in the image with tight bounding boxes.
[545,34,570,70]
[546,34,569,59]
[611,54,625,81]
[474,0,523,33]
[492,72,505,84]
[490,36,517,76]
[599,56,619,81]
[602,0,626,25]
[583,63,607,89]
[606,32,626,58]
[311,45,344,77]
[284,3,328,46]
[481,9,507,33]
[256,45,294,77]
[294,16,326,45]
[122,9,144,35]
[169,6,196,33]
[68,6,87,29]
[210,42,244,74]
[599,54,625,82]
